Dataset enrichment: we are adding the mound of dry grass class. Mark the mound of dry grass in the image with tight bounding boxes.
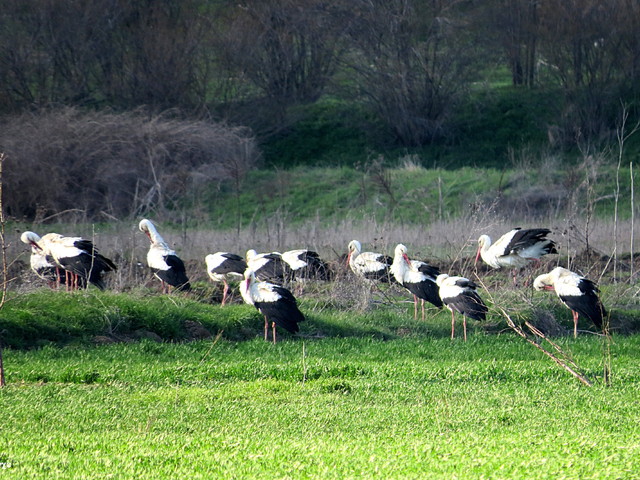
[1,107,259,221]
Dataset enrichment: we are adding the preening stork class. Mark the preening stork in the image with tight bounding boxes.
[37,233,116,290]
[246,249,291,284]
[476,228,558,283]
[20,231,76,288]
[139,219,191,293]
[436,274,488,341]
[476,228,557,270]
[240,269,305,343]
[281,249,330,281]
[205,252,247,305]
[347,240,394,282]
[390,244,443,320]
[533,266,606,337]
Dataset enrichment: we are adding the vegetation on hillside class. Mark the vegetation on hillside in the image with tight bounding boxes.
[1,0,638,147]
[203,159,637,231]
[1,1,639,226]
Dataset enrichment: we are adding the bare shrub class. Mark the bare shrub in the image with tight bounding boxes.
[0,108,259,221]
[343,0,478,146]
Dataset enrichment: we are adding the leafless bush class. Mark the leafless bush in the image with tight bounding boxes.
[343,0,477,146]
[0,107,259,221]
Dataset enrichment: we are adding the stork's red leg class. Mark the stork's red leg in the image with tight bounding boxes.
[463,317,467,342]
[264,316,269,341]
[221,281,229,306]
[272,322,277,345]
[413,295,418,320]
[572,310,579,338]
[451,311,456,340]
[421,299,425,322]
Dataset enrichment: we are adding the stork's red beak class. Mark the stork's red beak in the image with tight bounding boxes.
[346,253,351,266]
[403,253,411,266]
[30,241,42,252]
[474,247,481,265]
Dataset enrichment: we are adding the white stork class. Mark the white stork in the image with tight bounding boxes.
[436,274,488,341]
[240,269,305,343]
[390,244,443,320]
[347,240,393,283]
[139,219,191,293]
[476,227,557,270]
[533,266,605,337]
[246,249,291,284]
[205,252,247,305]
[38,233,116,290]
[20,231,74,288]
[281,249,330,281]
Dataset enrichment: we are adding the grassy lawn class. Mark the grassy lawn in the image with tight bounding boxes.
[1,307,639,479]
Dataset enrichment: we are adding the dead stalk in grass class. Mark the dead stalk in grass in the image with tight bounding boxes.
[475,273,593,387]
[0,153,6,387]
[499,306,593,387]
[198,330,224,366]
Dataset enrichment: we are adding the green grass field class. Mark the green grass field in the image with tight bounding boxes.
[1,288,639,479]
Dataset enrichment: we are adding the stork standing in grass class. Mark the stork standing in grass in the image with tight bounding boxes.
[281,249,329,281]
[281,248,330,294]
[240,269,305,343]
[246,249,291,284]
[436,274,488,341]
[139,219,190,293]
[533,266,605,337]
[390,244,442,320]
[476,228,557,283]
[205,252,247,305]
[38,232,116,290]
[20,231,75,288]
[347,240,394,283]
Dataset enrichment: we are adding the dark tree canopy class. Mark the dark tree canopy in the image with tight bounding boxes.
[0,0,638,157]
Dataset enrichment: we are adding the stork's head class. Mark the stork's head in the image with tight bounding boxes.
[20,231,43,252]
[138,218,166,246]
[347,240,361,265]
[475,235,491,265]
[533,273,554,291]
[243,268,256,288]
[435,273,449,287]
[138,219,154,240]
[394,244,411,266]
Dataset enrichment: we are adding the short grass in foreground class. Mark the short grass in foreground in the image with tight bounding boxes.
[1,334,639,479]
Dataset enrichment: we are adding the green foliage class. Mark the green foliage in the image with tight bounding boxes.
[447,87,560,166]
[261,100,379,168]
[260,88,563,170]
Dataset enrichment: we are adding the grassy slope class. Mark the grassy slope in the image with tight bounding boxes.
[202,162,636,231]
[260,88,560,170]
[238,88,639,232]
